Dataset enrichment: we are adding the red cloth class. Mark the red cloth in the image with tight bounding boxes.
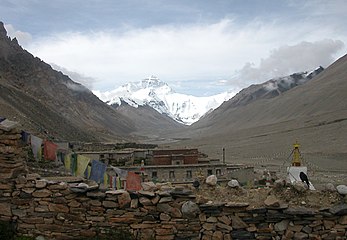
[126,172,142,191]
[44,140,58,161]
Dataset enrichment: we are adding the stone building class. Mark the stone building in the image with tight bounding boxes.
[149,148,199,165]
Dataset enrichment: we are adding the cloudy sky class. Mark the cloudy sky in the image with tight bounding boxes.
[1,0,346,96]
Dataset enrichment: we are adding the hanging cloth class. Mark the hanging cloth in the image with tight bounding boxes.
[70,153,78,175]
[30,135,43,161]
[126,172,142,191]
[64,153,71,171]
[90,160,107,183]
[76,155,90,177]
[111,166,128,179]
[21,131,31,145]
[44,140,58,161]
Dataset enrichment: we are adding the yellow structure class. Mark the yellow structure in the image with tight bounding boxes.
[292,141,302,166]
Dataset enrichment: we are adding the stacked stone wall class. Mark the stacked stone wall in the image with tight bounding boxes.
[0,123,27,180]
[0,126,347,239]
[0,177,346,240]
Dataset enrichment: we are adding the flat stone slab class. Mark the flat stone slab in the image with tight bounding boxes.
[329,204,347,215]
[0,119,19,131]
[225,202,250,208]
[43,176,84,183]
[283,207,317,215]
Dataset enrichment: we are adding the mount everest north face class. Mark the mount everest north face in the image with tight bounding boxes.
[93,69,322,125]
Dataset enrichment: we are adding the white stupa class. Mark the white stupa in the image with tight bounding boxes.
[287,141,315,190]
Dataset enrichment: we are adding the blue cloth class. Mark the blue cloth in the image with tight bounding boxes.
[21,131,31,144]
[90,160,107,183]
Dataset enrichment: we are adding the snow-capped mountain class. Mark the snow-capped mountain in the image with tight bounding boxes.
[93,76,235,125]
[93,68,323,125]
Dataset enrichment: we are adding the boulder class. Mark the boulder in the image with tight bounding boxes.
[227,179,240,188]
[206,175,217,186]
[264,195,280,208]
[336,185,347,195]
[325,183,336,192]
[118,191,131,209]
[141,181,158,191]
[181,201,200,218]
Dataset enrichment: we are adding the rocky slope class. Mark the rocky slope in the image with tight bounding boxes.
[0,22,136,141]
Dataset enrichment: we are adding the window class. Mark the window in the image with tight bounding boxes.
[169,171,175,179]
[216,169,221,176]
[152,171,157,178]
[207,169,213,176]
[186,170,192,179]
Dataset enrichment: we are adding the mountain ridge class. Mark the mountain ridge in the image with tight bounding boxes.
[0,21,136,141]
[166,54,347,162]
[94,76,235,125]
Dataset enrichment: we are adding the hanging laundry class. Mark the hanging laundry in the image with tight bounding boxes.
[126,172,142,191]
[90,160,107,183]
[76,155,90,177]
[30,135,43,161]
[43,140,58,161]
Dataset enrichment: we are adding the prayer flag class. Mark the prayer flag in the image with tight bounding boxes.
[90,160,107,183]
[126,172,142,191]
[44,140,58,161]
[76,155,90,177]
[30,135,43,160]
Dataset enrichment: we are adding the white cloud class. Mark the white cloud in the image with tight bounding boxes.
[232,39,345,87]
[50,63,96,90]
[26,18,346,95]
[4,24,32,46]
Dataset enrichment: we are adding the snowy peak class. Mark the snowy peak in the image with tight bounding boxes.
[141,75,168,89]
[93,76,235,125]
[93,68,324,126]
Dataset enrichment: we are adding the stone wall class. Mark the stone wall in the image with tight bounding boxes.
[0,175,346,240]
[0,121,27,180]
[1,125,347,240]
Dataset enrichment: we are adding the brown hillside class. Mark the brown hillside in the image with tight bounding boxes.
[0,22,135,141]
[165,54,347,174]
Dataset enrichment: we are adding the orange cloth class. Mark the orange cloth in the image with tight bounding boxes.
[44,140,58,161]
[126,172,142,191]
